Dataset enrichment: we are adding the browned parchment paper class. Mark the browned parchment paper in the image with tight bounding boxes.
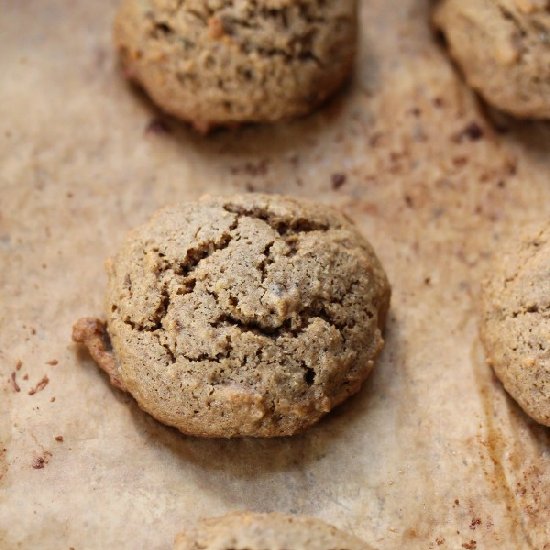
[1,1,549,548]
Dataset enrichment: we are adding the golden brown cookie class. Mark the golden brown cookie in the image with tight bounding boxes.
[434,0,550,119]
[481,221,550,426]
[73,193,390,438]
[174,512,372,550]
[114,0,357,131]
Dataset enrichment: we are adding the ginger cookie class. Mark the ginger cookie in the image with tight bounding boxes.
[114,0,357,131]
[73,193,390,438]
[481,221,550,426]
[434,0,550,119]
[174,511,372,550]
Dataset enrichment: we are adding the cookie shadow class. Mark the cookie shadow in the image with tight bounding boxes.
[123,72,356,161]
[123,311,404,511]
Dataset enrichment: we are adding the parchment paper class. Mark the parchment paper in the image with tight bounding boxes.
[1,1,549,548]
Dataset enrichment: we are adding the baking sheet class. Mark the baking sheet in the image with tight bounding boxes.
[1,1,549,548]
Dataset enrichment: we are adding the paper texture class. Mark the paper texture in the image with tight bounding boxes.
[1,1,549,548]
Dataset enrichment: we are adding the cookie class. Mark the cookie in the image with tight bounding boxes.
[434,0,550,119]
[481,221,550,426]
[114,0,357,132]
[174,511,372,550]
[73,193,390,438]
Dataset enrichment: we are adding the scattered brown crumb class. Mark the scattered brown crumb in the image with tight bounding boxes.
[46,359,58,366]
[230,160,269,176]
[10,372,20,393]
[369,131,384,147]
[452,155,468,167]
[31,451,51,470]
[32,457,45,469]
[454,499,460,506]
[452,122,484,143]
[432,97,444,108]
[31,328,36,335]
[330,173,347,190]
[54,435,64,442]
[28,375,49,395]
[15,360,22,370]
[50,396,56,403]
[144,118,171,135]
[470,518,481,530]
[23,374,29,380]
[436,537,445,546]
[462,540,477,549]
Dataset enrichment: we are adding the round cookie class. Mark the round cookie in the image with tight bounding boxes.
[174,512,372,550]
[73,193,390,438]
[113,0,357,131]
[434,0,550,119]
[481,221,550,426]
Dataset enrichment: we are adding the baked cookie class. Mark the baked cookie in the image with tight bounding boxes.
[434,0,550,119]
[73,193,390,438]
[114,0,357,132]
[481,221,550,426]
[174,511,372,550]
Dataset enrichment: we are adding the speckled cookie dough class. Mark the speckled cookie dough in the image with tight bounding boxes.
[73,193,390,438]
[434,0,550,119]
[114,0,357,131]
[481,221,550,426]
[174,511,373,549]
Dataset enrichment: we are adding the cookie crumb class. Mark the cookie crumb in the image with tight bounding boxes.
[54,435,64,442]
[23,374,29,380]
[46,359,58,366]
[331,173,347,190]
[32,457,45,469]
[469,518,481,530]
[10,372,20,393]
[452,122,484,143]
[462,540,477,549]
[28,375,49,395]
[31,452,51,470]
[50,396,56,403]
[15,360,22,370]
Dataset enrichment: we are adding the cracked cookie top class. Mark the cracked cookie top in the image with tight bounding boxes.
[481,221,550,427]
[113,0,357,130]
[100,193,390,437]
[434,0,550,119]
[174,511,372,549]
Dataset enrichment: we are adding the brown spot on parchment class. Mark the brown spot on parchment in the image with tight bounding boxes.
[32,451,52,469]
[9,372,20,393]
[28,375,49,395]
